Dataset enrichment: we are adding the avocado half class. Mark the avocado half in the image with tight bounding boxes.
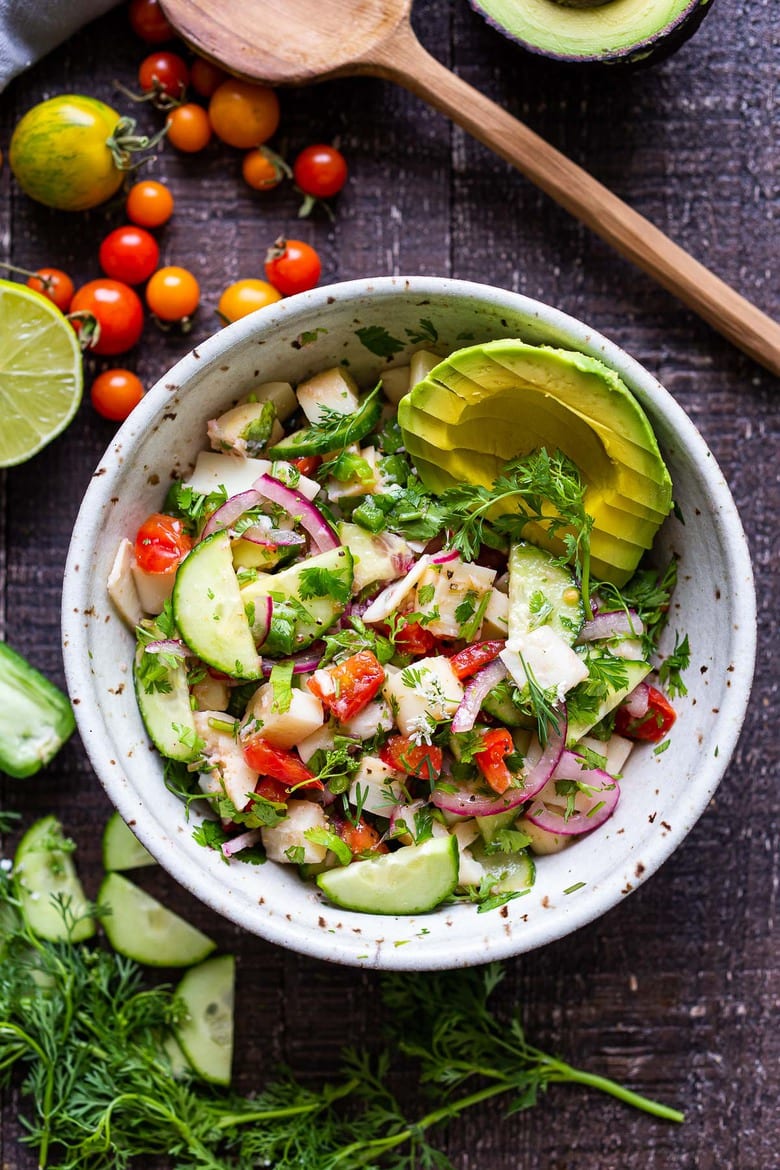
[468,0,715,66]
[397,340,673,586]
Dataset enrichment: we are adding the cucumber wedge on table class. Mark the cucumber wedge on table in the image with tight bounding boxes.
[98,872,216,967]
[175,954,235,1085]
[317,835,459,915]
[102,811,157,872]
[14,816,94,942]
[0,642,75,778]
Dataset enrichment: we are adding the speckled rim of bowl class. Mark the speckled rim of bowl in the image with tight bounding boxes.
[62,276,756,970]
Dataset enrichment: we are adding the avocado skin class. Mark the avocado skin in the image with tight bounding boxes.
[398,339,672,587]
[469,0,715,68]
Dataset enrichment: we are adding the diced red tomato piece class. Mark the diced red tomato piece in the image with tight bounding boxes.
[307,650,385,723]
[614,685,676,743]
[334,815,388,856]
[394,620,438,656]
[242,735,322,790]
[134,513,192,574]
[448,639,505,680]
[379,735,443,780]
[291,455,323,476]
[474,727,515,795]
[254,776,289,804]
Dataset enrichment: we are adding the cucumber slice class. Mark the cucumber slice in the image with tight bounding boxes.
[0,641,75,778]
[566,657,652,745]
[133,642,198,762]
[480,678,535,728]
[470,840,536,894]
[173,530,263,678]
[98,872,216,967]
[267,388,382,458]
[102,811,157,872]
[507,542,584,645]
[14,816,94,941]
[174,953,235,1085]
[241,546,354,653]
[316,835,459,915]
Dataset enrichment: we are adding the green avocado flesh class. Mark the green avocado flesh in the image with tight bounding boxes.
[471,0,708,62]
[397,340,672,586]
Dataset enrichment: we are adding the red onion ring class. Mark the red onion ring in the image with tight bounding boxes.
[221,827,264,858]
[144,638,192,658]
[451,658,508,733]
[253,473,339,554]
[362,554,433,623]
[199,489,262,542]
[578,610,644,643]
[432,549,460,565]
[260,645,325,676]
[241,525,306,548]
[521,707,567,799]
[524,750,620,835]
[622,681,650,719]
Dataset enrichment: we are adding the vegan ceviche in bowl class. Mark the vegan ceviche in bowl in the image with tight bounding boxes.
[63,278,755,968]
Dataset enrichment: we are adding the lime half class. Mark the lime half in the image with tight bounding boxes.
[0,278,83,468]
[317,835,459,915]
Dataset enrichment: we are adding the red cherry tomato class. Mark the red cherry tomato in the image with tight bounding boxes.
[90,368,144,421]
[293,143,348,198]
[98,225,160,285]
[138,51,189,101]
[448,639,505,680]
[26,267,74,312]
[474,728,515,796]
[379,735,443,781]
[307,650,386,723]
[190,57,228,98]
[614,684,677,743]
[126,179,175,228]
[128,0,174,42]
[264,238,321,296]
[145,266,200,321]
[254,776,289,805]
[134,513,192,574]
[166,103,212,152]
[70,279,144,356]
[241,736,322,790]
[290,455,323,476]
[333,815,387,856]
[393,621,438,657]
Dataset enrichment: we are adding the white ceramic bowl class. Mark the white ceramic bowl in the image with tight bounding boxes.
[62,277,756,970]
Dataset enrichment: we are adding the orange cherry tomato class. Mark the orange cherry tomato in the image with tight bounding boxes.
[208,79,280,149]
[70,279,144,355]
[379,735,443,781]
[134,512,192,574]
[217,278,282,323]
[242,146,288,191]
[128,0,174,43]
[166,103,212,152]
[264,238,321,296]
[126,179,174,228]
[98,225,160,285]
[190,57,228,98]
[146,266,200,321]
[90,368,145,421]
[26,267,74,312]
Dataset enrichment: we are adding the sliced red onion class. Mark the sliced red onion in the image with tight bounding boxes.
[253,473,339,554]
[451,658,508,733]
[260,645,324,676]
[200,489,261,542]
[253,595,274,648]
[432,549,460,565]
[622,680,650,718]
[432,780,530,818]
[362,554,433,623]
[524,750,620,836]
[144,638,192,658]
[389,799,425,837]
[241,525,306,548]
[578,610,644,643]
[521,708,567,799]
[221,827,264,858]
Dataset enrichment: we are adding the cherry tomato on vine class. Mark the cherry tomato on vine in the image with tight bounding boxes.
[90,368,145,421]
[70,279,144,355]
[138,51,189,101]
[134,512,192,574]
[26,267,74,312]
[208,79,280,149]
[166,103,212,152]
[126,179,174,228]
[242,146,289,191]
[190,57,227,98]
[98,225,160,285]
[146,266,200,321]
[128,0,174,43]
[264,238,321,296]
[293,144,348,199]
[218,279,282,323]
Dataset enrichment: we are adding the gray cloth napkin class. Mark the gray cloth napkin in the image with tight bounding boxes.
[0,0,120,91]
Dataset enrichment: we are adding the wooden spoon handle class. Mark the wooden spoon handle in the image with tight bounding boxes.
[368,24,780,377]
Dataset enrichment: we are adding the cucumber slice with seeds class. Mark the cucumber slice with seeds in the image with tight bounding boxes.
[508,542,584,645]
[14,815,94,941]
[102,812,157,872]
[98,872,216,967]
[317,835,459,915]
[174,953,235,1085]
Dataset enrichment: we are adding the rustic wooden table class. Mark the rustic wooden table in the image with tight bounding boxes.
[1,1,777,1167]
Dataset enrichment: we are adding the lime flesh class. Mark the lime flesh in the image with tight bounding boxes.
[0,279,83,468]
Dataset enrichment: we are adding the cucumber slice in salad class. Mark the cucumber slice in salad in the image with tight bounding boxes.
[102,811,157,872]
[98,872,216,967]
[133,642,198,763]
[317,835,459,915]
[507,542,584,644]
[172,530,263,679]
[174,953,235,1085]
[241,546,354,653]
[267,387,382,459]
[14,816,95,942]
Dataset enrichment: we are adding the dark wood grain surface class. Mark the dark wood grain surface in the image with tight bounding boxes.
[1,1,777,1167]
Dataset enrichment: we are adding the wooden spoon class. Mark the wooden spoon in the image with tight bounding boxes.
[162,0,780,377]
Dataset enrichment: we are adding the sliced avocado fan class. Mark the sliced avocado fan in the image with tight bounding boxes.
[397,340,672,586]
